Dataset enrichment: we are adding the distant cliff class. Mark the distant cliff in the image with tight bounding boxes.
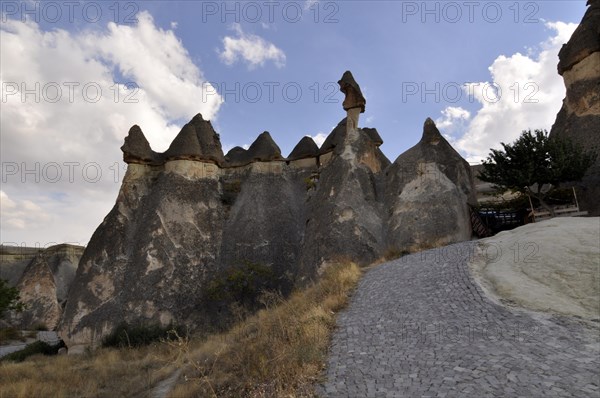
[59,112,477,352]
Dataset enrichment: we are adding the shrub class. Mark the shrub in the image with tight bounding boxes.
[102,323,185,348]
[0,327,23,343]
[1,340,63,362]
[206,261,278,308]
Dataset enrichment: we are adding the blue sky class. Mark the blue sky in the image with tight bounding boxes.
[0,1,589,246]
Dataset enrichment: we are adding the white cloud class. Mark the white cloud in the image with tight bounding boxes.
[170,21,178,29]
[449,21,578,163]
[304,0,319,10]
[218,24,286,69]
[308,133,327,147]
[0,12,222,245]
[435,107,471,140]
[0,191,49,232]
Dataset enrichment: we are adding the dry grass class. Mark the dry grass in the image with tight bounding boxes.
[0,262,362,398]
[168,262,362,397]
[0,341,179,397]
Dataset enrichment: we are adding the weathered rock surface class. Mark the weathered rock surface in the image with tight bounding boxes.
[121,125,162,165]
[12,256,61,330]
[60,91,476,350]
[163,113,225,165]
[298,119,390,279]
[3,244,84,330]
[385,118,477,253]
[287,136,319,160]
[550,0,600,215]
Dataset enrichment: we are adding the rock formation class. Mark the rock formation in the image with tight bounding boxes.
[385,119,477,253]
[550,0,600,215]
[59,72,476,351]
[2,244,84,330]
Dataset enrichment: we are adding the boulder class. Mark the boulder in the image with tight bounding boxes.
[385,118,476,253]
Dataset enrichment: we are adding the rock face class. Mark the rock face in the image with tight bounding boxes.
[2,244,84,330]
[59,93,476,352]
[385,119,477,253]
[550,0,600,215]
[12,256,61,330]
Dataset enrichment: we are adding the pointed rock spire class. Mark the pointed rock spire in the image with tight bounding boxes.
[288,136,319,160]
[421,117,443,145]
[246,131,283,162]
[163,113,225,165]
[121,125,161,165]
[319,118,347,154]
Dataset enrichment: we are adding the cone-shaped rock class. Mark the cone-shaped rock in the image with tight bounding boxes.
[288,136,319,160]
[550,0,600,215]
[246,131,283,162]
[384,118,476,253]
[319,118,347,154]
[164,113,225,165]
[224,146,250,167]
[121,125,162,165]
[11,255,62,330]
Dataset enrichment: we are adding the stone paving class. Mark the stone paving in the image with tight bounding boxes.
[318,242,600,397]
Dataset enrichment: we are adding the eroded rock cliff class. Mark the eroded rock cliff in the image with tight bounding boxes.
[550,0,600,215]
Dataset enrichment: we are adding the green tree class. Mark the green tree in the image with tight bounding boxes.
[0,279,25,320]
[479,129,596,216]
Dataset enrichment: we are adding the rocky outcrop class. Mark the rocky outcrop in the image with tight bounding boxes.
[550,0,600,215]
[385,119,477,253]
[60,75,476,351]
[121,125,162,165]
[2,244,84,330]
[164,114,225,165]
[12,256,61,330]
[297,118,390,279]
[287,136,319,161]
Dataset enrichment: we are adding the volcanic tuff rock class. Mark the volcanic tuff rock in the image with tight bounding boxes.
[287,136,320,161]
[385,119,476,253]
[12,256,61,330]
[550,0,600,215]
[2,244,84,330]
[59,112,476,351]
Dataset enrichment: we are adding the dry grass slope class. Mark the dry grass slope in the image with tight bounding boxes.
[0,262,362,398]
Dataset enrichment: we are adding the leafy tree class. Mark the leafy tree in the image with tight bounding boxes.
[479,129,596,216]
[0,279,25,320]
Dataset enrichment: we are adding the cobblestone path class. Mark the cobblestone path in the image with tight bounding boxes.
[318,242,599,397]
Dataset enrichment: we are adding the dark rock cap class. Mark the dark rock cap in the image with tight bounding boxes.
[163,113,225,165]
[121,125,162,165]
[246,131,283,162]
[557,0,600,74]
[320,118,384,154]
[363,127,383,147]
[288,136,320,160]
[319,119,347,154]
[338,71,366,113]
[224,146,250,167]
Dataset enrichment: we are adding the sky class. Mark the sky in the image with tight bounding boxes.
[0,0,589,247]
